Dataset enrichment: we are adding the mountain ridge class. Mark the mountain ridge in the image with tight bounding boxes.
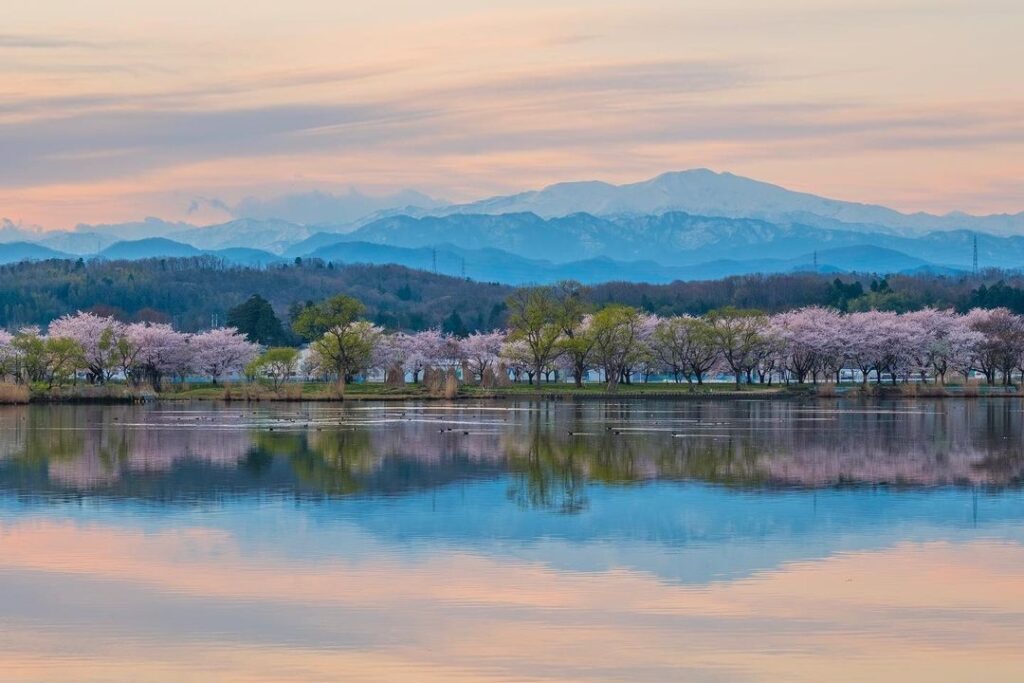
[0,233,965,284]
[429,169,1024,235]
[2,169,1022,282]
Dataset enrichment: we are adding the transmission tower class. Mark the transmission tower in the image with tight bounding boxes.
[972,233,978,275]
[432,248,437,274]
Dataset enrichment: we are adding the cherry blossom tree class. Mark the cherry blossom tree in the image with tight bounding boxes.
[752,324,784,384]
[401,329,445,383]
[0,330,15,381]
[840,312,881,385]
[847,310,917,385]
[373,332,409,377]
[632,313,662,382]
[433,333,466,372]
[127,322,190,390]
[771,307,843,384]
[463,331,505,381]
[500,338,534,383]
[191,327,261,384]
[965,307,1024,385]
[902,309,982,384]
[300,346,327,380]
[47,312,126,384]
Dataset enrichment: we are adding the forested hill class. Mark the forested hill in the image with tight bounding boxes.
[0,257,511,333]
[2,256,1024,332]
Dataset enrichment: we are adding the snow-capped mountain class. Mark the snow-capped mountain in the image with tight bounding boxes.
[76,217,197,240]
[431,169,1024,235]
[168,218,317,254]
[3,170,1023,275]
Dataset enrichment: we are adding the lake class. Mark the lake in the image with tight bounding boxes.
[1,399,1022,682]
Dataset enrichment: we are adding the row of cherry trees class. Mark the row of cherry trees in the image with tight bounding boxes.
[4,304,1024,390]
[296,304,1024,389]
[493,300,1024,388]
[0,313,259,389]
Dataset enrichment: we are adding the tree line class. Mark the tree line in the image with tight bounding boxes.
[497,285,1024,388]
[6,257,1024,335]
[9,286,1024,392]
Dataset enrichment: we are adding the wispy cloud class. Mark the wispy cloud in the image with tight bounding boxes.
[1,0,1022,225]
[0,33,106,50]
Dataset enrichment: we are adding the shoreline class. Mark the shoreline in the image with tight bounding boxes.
[6,382,1024,405]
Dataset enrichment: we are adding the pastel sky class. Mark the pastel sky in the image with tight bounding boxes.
[3,0,1023,229]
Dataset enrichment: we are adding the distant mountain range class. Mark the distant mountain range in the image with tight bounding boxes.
[422,169,1024,236]
[0,233,949,284]
[0,237,281,268]
[2,169,1022,283]
[303,211,1021,271]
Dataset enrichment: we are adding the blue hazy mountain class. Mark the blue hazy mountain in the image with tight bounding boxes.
[4,169,1021,280]
[210,247,284,266]
[305,240,936,285]
[307,211,1018,271]
[0,214,1000,283]
[0,241,71,264]
[37,231,119,255]
[98,238,204,260]
[94,238,281,266]
[308,240,666,283]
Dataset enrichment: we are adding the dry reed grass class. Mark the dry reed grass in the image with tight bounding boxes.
[0,382,30,404]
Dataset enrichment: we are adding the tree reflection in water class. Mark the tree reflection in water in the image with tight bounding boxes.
[0,399,1022,507]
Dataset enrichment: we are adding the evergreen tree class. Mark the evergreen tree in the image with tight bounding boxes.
[227,294,289,345]
[442,310,468,337]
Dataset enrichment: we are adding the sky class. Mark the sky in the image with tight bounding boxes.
[3,0,1023,229]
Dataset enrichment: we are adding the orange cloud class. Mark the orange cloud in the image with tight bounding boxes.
[1,0,1022,227]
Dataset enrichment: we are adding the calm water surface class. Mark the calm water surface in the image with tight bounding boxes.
[1,399,1023,682]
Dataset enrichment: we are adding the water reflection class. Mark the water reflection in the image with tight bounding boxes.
[1,400,1023,682]
[2,400,1023,501]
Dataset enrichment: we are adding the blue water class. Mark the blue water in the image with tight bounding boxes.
[1,399,1022,681]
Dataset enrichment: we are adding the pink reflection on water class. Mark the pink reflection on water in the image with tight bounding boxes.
[0,520,1022,682]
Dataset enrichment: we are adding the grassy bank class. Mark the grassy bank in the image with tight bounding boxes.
[10,380,1024,404]
[9,380,790,403]
[157,381,789,402]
